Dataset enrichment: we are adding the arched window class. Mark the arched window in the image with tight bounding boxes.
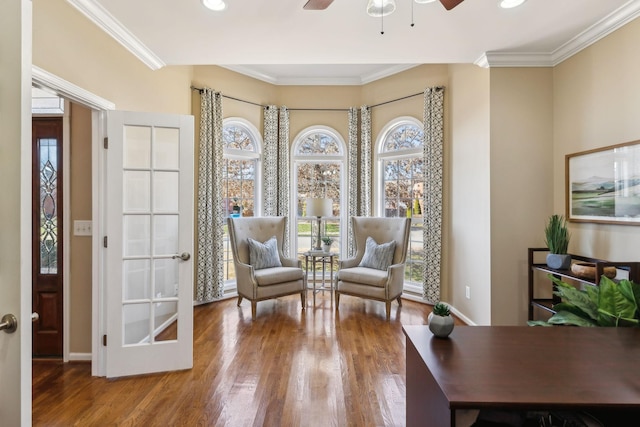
[291,126,346,257]
[222,118,262,284]
[376,117,424,293]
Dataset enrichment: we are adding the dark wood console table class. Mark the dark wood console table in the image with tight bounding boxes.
[403,325,640,427]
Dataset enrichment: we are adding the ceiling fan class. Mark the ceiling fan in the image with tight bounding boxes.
[303,0,465,11]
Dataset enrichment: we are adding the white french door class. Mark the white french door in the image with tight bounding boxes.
[104,110,194,378]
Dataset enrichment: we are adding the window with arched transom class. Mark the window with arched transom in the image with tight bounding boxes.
[375,117,424,293]
[291,126,347,259]
[222,118,262,283]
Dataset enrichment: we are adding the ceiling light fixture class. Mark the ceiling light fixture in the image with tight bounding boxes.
[366,0,396,17]
[499,0,526,9]
[202,0,226,11]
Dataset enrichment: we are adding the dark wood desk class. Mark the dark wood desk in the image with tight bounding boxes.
[403,325,640,427]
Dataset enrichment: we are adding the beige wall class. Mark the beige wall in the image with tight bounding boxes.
[69,103,93,353]
[448,64,491,324]
[489,67,554,325]
[553,17,640,262]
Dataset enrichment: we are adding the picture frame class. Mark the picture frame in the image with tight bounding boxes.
[566,140,640,224]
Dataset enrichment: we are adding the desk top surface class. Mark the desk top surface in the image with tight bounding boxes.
[402,325,640,409]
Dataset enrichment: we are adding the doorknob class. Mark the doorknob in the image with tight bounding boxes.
[32,312,39,322]
[172,252,191,261]
[0,313,18,334]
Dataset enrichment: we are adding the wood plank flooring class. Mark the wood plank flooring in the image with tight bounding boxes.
[33,293,465,427]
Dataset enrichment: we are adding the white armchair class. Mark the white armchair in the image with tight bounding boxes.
[335,216,411,320]
[227,216,306,320]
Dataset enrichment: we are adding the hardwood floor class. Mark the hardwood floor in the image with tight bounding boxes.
[33,293,464,427]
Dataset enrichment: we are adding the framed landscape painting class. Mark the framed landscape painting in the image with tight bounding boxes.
[566,140,640,224]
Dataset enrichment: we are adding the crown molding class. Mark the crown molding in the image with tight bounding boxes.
[475,52,553,68]
[32,65,115,110]
[65,0,165,70]
[360,64,419,84]
[222,64,419,86]
[219,65,278,85]
[551,0,640,65]
[479,0,640,68]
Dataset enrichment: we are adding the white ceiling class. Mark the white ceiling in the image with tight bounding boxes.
[68,0,640,85]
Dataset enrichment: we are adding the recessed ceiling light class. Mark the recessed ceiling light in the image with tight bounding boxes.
[202,0,226,11]
[499,0,526,9]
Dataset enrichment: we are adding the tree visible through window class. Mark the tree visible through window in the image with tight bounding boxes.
[377,119,425,290]
[222,119,261,283]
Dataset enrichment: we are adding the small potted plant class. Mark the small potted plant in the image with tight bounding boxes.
[544,214,571,269]
[428,302,454,338]
[321,236,333,252]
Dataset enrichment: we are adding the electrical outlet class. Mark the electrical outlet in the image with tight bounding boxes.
[73,220,92,236]
[174,284,179,296]
[465,286,471,299]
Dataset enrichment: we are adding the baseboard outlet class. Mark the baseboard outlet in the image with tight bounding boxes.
[68,352,92,362]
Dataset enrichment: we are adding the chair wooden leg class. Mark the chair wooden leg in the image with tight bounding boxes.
[251,301,257,320]
[237,296,243,306]
[335,292,340,310]
[300,291,306,310]
[397,296,402,306]
[386,301,391,321]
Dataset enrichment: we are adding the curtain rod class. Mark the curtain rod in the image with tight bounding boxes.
[191,86,432,111]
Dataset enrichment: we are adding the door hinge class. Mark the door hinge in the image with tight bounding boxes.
[103,236,108,248]
[103,334,107,346]
[103,137,108,149]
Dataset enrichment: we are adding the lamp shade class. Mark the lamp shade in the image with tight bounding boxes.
[367,0,396,17]
[306,198,332,217]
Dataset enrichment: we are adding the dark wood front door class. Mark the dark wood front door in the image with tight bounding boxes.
[32,117,63,357]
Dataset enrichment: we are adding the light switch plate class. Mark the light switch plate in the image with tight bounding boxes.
[73,220,92,236]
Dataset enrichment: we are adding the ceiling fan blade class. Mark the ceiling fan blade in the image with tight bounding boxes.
[303,0,334,10]
[439,0,464,10]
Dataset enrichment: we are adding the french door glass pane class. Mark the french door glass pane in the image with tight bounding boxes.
[153,127,180,169]
[123,171,150,212]
[123,303,150,345]
[123,259,151,300]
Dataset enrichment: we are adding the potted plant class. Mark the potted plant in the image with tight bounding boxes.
[428,302,454,338]
[321,236,333,252]
[544,214,571,269]
[529,274,640,327]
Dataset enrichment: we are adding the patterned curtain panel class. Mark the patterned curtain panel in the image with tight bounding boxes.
[347,107,359,256]
[263,105,279,216]
[278,106,291,256]
[422,86,445,302]
[359,105,372,217]
[196,88,225,302]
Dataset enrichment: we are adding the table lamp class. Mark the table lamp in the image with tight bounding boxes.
[306,197,332,252]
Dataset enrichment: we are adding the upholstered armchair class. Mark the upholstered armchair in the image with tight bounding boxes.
[227,216,306,320]
[335,217,411,320]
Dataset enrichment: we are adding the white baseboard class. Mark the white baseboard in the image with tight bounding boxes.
[400,292,477,326]
[68,352,92,362]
